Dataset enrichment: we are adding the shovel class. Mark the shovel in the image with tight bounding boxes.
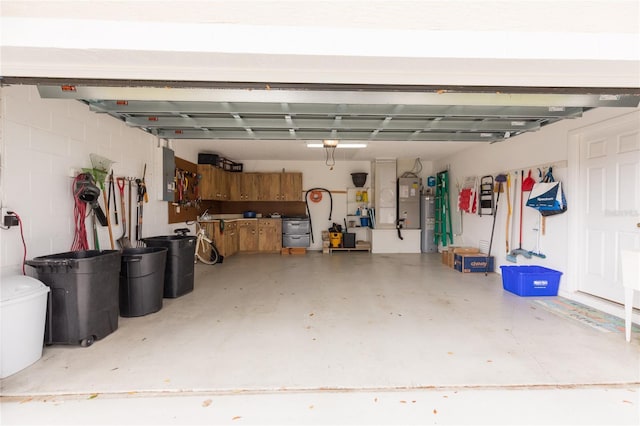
[116,177,132,249]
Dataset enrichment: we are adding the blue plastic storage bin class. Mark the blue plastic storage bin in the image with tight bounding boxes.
[500,265,562,297]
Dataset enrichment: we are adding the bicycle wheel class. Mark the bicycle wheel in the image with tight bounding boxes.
[196,236,219,265]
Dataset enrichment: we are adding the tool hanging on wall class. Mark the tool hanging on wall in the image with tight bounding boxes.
[505,173,512,253]
[116,177,131,248]
[127,177,134,241]
[478,175,494,216]
[506,170,533,262]
[486,174,507,275]
[108,170,118,225]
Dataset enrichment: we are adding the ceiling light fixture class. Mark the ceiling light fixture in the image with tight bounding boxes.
[324,139,337,169]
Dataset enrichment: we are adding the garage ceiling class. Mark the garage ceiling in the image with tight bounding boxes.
[36,82,640,156]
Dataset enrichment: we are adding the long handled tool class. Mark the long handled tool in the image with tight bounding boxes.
[109,170,118,225]
[486,174,506,275]
[102,179,114,249]
[127,177,134,241]
[116,177,131,248]
[507,170,533,262]
[505,173,512,253]
[529,213,546,258]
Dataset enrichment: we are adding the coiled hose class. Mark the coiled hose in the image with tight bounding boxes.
[304,188,332,243]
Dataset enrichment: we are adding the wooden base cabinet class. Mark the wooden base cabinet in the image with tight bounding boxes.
[238,220,258,252]
[258,219,282,252]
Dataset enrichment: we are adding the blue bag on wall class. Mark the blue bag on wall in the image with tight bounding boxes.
[526,167,567,216]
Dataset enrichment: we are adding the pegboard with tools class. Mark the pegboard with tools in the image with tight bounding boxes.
[168,157,200,224]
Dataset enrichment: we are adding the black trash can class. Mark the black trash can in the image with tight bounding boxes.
[25,250,121,347]
[119,247,168,317]
[142,235,196,298]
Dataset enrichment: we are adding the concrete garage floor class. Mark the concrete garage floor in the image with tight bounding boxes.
[2,252,639,425]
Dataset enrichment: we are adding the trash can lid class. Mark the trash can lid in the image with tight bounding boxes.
[1,275,50,304]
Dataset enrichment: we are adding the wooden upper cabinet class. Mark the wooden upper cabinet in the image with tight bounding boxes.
[280,172,302,201]
[228,172,242,201]
[256,173,281,201]
[198,168,301,202]
[197,165,215,200]
[216,168,229,200]
[241,173,258,201]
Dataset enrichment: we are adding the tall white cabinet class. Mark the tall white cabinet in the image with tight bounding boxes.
[374,159,397,229]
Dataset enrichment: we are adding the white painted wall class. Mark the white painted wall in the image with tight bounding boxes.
[434,107,640,297]
[0,85,175,277]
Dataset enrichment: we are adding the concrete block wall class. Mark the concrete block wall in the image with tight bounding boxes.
[0,85,172,277]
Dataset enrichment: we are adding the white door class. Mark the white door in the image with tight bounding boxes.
[578,111,640,306]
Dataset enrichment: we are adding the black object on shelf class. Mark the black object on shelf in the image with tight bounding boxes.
[25,250,121,347]
[119,247,168,317]
[142,235,196,298]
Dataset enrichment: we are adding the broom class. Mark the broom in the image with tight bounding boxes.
[506,170,533,262]
[485,173,507,275]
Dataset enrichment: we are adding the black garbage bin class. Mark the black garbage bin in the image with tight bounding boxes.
[119,247,168,317]
[142,235,196,298]
[25,250,121,347]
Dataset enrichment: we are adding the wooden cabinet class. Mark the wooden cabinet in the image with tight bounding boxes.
[280,172,302,201]
[202,220,238,257]
[239,173,258,201]
[222,221,239,256]
[201,219,281,256]
[228,172,242,201]
[197,165,214,200]
[258,219,282,252]
[204,169,302,202]
[197,165,229,201]
[256,173,281,201]
[238,220,258,252]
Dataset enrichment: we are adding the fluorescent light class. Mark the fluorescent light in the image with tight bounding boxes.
[306,143,367,148]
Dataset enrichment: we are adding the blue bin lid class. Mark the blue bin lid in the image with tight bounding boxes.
[1,275,49,305]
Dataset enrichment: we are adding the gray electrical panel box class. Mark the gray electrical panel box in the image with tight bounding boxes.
[161,147,175,202]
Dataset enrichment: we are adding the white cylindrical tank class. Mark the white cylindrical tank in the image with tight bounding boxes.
[1,275,50,378]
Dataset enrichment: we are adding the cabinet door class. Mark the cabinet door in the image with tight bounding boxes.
[238,220,258,252]
[228,172,242,201]
[223,222,238,256]
[256,173,281,201]
[241,173,258,201]
[258,219,282,252]
[197,165,214,200]
[280,172,302,201]
[198,222,216,258]
[216,169,230,201]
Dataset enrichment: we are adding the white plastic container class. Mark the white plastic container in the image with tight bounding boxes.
[1,275,50,378]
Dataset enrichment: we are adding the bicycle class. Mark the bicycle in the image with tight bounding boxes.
[174,224,220,265]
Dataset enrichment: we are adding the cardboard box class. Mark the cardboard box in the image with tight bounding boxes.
[454,254,494,273]
[447,250,456,267]
[444,246,481,268]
